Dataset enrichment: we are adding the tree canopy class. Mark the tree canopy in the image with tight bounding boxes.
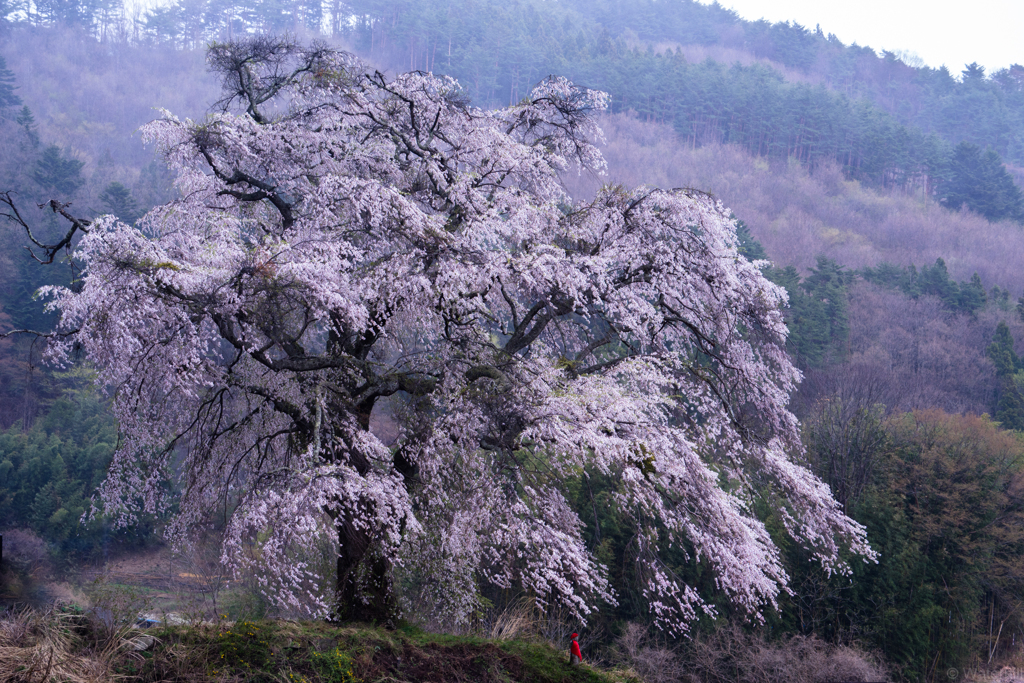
[19,38,871,632]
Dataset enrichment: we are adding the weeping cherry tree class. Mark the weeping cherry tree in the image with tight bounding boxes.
[2,37,873,632]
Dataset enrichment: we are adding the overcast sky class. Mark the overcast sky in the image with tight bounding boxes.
[709,0,1024,75]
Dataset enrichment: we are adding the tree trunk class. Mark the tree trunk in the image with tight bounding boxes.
[328,396,406,625]
[334,511,399,625]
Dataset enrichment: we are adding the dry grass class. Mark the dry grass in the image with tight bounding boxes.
[608,622,890,683]
[0,594,892,683]
[0,604,142,683]
[0,572,166,683]
[489,597,540,641]
[478,595,605,661]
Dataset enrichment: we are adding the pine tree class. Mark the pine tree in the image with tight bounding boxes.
[764,257,850,368]
[986,321,1019,377]
[996,374,1024,431]
[32,145,84,198]
[0,55,21,110]
[940,142,1024,223]
[99,181,140,224]
[16,105,38,148]
[986,321,1024,429]
[958,272,987,314]
[802,256,851,349]
[734,218,767,261]
[917,257,959,303]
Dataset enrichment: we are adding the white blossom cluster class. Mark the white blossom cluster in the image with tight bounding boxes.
[39,47,873,632]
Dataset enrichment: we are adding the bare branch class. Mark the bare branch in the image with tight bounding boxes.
[0,193,91,264]
[207,36,343,124]
[0,328,53,340]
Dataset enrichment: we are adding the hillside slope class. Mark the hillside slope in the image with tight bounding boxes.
[568,113,1024,294]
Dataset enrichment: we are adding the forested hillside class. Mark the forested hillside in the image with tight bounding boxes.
[334,0,1024,214]
[343,0,1024,169]
[7,0,1024,204]
[4,2,1024,682]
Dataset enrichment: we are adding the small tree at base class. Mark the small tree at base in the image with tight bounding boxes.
[16,37,874,633]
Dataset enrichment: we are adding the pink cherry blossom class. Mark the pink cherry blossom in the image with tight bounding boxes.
[35,41,873,633]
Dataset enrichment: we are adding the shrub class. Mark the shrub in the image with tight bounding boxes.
[310,646,358,683]
[684,624,887,683]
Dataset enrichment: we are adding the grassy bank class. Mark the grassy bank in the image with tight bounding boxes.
[0,608,639,683]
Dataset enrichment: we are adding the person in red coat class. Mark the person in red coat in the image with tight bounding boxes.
[569,633,583,665]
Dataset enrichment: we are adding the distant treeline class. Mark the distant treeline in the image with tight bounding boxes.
[557,0,1024,167]
[5,0,1023,218]
[0,51,178,430]
[337,0,1024,213]
[343,0,949,189]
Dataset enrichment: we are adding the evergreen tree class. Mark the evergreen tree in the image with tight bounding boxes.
[765,256,850,368]
[997,374,1024,431]
[862,260,994,314]
[939,142,1024,223]
[99,181,140,224]
[802,256,851,342]
[0,54,20,111]
[987,321,1020,378]
[32,0,104,28]
[962,62,987,82]
[32,145,84,198]
[989,285,1011,311]
[987,321,1024,430]
[917,257,959,302]
[15,105,38,148]
[732,224,850,368]
[734,217,767,261]
[958,272,987,314]
[861,261,912,292]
